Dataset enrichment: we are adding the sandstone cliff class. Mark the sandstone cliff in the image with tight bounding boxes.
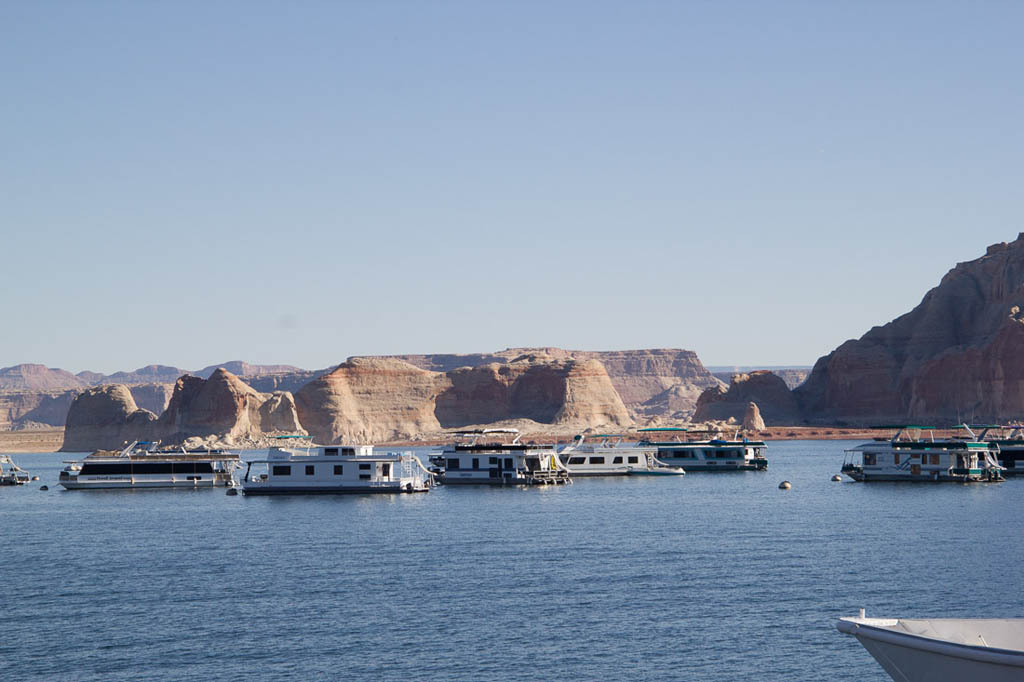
[384,347,720,421]
[296,353,633,444]
[0,391,79,430]
[796,234,1024,422]
[295,358,448,444]
[61,385,158,451]
[693,371,800,424]
[61,369,305,450]
[157,369,305,443]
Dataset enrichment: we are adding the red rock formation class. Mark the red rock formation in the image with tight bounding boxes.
[693,371,800,424]
[796,234,1024,422]
[0,364,87,391]
[743,402,766,431]
[158,369,305,442]
[295,354,633,444]
[383,347,720,421]
[61,385,158,451]
[0,391,79,430]
[61,369,305,450]
[295,358,447,444]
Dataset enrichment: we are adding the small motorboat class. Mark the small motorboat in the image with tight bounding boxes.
[838,611,1024,681]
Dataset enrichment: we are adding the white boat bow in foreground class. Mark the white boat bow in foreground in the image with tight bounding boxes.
[838,611,1024,681]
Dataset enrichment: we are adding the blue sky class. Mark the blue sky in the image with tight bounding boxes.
[2,1,1022,374]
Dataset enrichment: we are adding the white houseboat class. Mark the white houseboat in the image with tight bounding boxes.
[838,610,1024,681]
[636,428,768,471]
[241,443,432,495]
[433,429,570,485]
[840,426,1004,482]
[1,455,30,486]
[59,440,240,490]
[558,434,684,476]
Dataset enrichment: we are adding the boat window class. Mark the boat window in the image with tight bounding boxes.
[628,456,638,464]
[612,456,623,464]
[80,462,132,476]
[334,465,343,475]
[272,465,291,476]
[504,458,513,469]
[382,463,390,477]
[472,458,479,470]
[894,453,900,465]
[864,454,876,466]
[359,474,371,480]
[359,463,371,470]
[589,457,605,464]
[324,448,338,456]
[930,454,940,465]
[131,462,174,474]
[568,457,586,465]
[489,457,498,465]
[305,465,315,475]
[342,447,355,456]
[447,458,460,470]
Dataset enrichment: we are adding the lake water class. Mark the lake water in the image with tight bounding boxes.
[2,440,1022,681]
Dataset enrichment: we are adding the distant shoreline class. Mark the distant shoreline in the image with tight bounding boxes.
[0,426,915,454]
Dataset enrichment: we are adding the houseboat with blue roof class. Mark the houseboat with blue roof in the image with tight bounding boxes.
[841,426,1003,482]
[432,429,570,485]
[636,427,768,471]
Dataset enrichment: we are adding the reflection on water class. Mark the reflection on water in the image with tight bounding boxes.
[2,441,1022,681]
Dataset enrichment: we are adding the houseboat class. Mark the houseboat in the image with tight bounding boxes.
[241,442,432,495]
[838,610,1024,681]
[59,440,240,490]
[840,426,1004,482]
[432,429,570,485]
[558,434,684,476]
[0,455,30,486]
[636,427,768,471]
[958,424,1024,476]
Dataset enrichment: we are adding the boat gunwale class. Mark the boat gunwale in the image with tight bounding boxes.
[837,618,1024,668]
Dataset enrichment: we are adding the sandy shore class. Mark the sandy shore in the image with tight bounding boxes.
[0,429,64,453]
[0,426,944,453]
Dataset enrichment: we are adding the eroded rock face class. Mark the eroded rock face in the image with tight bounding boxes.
[61,370,306,450]
[296,358,447,444]
[296,354,633,444]
[743,402,766,431]
[0,391,79,430]
[796,234,1024,422]
[61,385,158,451]
[384,347,720,421]
[128,384,174,416]
[693,371,800,424]
[158,369,306,443]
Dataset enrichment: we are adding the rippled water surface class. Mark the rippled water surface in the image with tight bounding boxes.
[2,441,1022,681]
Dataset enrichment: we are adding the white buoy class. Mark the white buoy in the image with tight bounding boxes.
[31,476,40,481]
[831,474,842,482]
[779,480,792,489]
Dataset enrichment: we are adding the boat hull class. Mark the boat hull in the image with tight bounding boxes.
[838,618,1024,682]
[242,485,428,495]
[60,477,232,490]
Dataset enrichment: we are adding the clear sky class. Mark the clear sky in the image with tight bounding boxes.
[2,1,1022,374]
